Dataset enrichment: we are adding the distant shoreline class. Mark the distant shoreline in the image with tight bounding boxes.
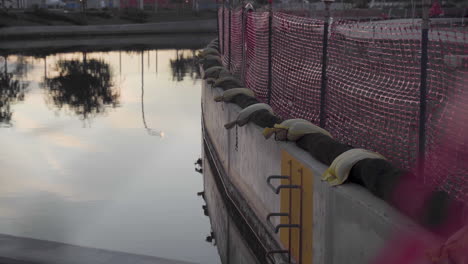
[0,19,217,40]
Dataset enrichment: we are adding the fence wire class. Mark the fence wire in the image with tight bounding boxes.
[271,13,324,123]
[425,26,468,201]
[230,8,244,79]
[326,21,421,170]
[245,12,270,102]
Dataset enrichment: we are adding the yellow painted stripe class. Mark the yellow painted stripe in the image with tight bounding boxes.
[280,150,314,264]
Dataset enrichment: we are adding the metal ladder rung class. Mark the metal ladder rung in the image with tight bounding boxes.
[266,212,290,232]
[267,175,301,194]
[273,224,301,234]
[267,212,289,221]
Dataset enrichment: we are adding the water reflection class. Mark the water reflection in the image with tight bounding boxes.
[170,50,201,82]
[140,51,164,138]
[44,53,120,121]
[0,56,28,126]
[0,49,220,264]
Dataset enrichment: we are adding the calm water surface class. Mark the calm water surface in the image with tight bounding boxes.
[0,50,220,263]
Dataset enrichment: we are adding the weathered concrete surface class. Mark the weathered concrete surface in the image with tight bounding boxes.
[0,20,216,40]
[201,79,439,264]
[203,151,230,264]
[201,87,231,174]
[203,156,258,264]
[228,222,257,264]
[0,34,215,54]
[202,84,282,230]
[0,234,197,264]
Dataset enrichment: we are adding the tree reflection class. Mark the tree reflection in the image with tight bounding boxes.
[44,55,120,120]
[170,50,200,82]
[0,56,27,126]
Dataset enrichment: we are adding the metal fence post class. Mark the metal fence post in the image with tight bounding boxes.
[419,0,430,175]
[319,0,333,128]
[243,3,254,85]
[222,0,225,55]
[266,0,273,105]
[241,1,245,83]
[228,0,232,70]
[217,0,220,47]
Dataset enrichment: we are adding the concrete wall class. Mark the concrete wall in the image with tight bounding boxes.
[201,80,439,264]
[0,34,215,54]
[0,19,216,39]
[0,234,196,264]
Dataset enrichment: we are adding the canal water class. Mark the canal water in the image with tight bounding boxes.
[0,49,220,263]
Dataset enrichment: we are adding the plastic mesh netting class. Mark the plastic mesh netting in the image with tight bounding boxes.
[245,12,270,102]
[215,8,468,203]
[270,13,324,123]
[425,26,468,201]
[230,8,244,79]
[326,21,421,170]
[222,7,230,67]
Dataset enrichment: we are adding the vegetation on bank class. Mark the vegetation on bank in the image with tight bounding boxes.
[0,8,216,27]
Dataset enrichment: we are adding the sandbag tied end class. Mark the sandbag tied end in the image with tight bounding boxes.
[197,47,221,59]
[263,119,332,141]
[224,103,274,129]
[206,38,219,50]
[322,149,386,186]
[203,66,231,81]
[213,76,243,90]
[214,88,255,102]
[200,55,223,70]
[202,66,225,79]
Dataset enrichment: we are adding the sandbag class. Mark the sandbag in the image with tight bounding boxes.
[224,103,274,129]
[214,88,255,102]
[322,149,386,186]
[263,119,331,141]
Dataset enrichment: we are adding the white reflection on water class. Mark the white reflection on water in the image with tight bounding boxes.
[0,50,219,264]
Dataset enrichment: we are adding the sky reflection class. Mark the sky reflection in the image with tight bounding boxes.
[0,50,219,264]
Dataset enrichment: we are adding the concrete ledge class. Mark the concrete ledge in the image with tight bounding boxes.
[0,20,216,40]
[0,234,196,264]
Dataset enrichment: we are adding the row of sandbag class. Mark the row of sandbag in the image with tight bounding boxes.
[198,38,465,236]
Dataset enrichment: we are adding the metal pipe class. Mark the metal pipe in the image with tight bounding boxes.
[222,0,225,55]
[217,0,220,51]
[319,0,333,128]
[418,0,430,177]
[228,0,232,70]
